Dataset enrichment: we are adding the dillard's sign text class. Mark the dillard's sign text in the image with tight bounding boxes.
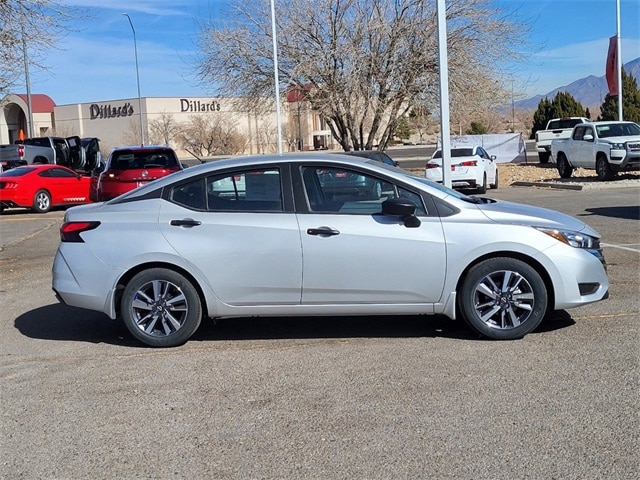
[180,99,221,113]
[90,102,134,120]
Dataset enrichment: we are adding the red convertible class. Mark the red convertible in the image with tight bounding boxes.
[0,165,93,213]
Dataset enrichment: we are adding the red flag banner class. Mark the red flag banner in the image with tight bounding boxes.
[606,35,619,96]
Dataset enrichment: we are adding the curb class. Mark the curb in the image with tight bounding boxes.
[511,180,640,190]
[511,181,583,190]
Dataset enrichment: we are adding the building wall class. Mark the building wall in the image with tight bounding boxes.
[2,94,336,157]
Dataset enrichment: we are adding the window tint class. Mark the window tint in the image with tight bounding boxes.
[39,167,77,178]
[109,149,179,170]
[171,178,206,210]
[302,166,426,215]
[207,169,282,211]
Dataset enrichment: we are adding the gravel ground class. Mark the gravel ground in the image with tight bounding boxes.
[408,163,640,188]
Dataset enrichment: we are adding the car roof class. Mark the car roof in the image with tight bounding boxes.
[109,145,177,154]
[112,152,421,200]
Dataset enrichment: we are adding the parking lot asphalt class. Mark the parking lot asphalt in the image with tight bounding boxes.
[0,184,638,479]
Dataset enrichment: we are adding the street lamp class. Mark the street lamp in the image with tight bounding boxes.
[123,13,144,146]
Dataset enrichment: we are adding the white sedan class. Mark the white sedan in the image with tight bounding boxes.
[425,146,498,193]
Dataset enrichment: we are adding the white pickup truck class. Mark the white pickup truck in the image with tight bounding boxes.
[535,117,590,164]
[550,121,640,180]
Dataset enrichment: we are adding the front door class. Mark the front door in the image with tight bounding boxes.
[296,165,447,305]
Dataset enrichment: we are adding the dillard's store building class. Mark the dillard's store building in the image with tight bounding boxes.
[0,93,336,158]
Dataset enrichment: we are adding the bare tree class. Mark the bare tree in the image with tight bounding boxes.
[0,1,79,95]
[195,0,529,151]
[148,112,178,146]
[174,114,247,157]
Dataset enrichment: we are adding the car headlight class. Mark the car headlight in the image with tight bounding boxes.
[536,227,599,249]
[610,142,626,150]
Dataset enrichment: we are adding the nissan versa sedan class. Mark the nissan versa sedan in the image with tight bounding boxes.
[52,153,608,347]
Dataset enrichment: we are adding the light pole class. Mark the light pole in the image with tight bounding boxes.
[123,13,144,146]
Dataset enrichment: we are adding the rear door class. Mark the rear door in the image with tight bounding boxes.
[65,136,85,170]
[158,165,303,306]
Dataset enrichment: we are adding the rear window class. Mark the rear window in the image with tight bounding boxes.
[0,167,33,177]
[433,148,474,158]
[108,149,179,170]
[547,119,584,130]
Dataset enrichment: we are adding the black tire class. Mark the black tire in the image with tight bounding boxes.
[476,174,487,194]
[538,152,551,164]
[556,154,574,179]
[595,155,616,181]
[121,268,202,347]
[32,189,51,213]
[458,257,548,340]
[489,169,499,189]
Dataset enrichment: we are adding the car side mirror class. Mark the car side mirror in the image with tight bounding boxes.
[382,197,421,228]
[490,155,497,161]
[583,134,594,141]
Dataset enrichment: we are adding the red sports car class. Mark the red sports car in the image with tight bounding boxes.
[0,165,93,213]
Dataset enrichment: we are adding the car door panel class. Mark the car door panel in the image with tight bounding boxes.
[297,213,446,304]
[159,202,303,306]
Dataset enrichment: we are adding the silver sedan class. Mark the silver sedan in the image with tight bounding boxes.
[52,153,609,347]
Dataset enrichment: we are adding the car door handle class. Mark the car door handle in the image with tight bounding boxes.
[307,227,340,236]
[170,219,202,227]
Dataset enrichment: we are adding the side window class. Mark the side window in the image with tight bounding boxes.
[207,169,282,212]
[171,178,206,210]
[397,187,427,215]
[302,166,426,215]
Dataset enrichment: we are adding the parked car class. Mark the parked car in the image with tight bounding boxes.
[53,153,608,347]
[425,146,498,193]
[92,146,182,201]
[0,165,92,213]
[343,150,399,167]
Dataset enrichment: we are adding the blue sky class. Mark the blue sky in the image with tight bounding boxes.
[23,0,640,106]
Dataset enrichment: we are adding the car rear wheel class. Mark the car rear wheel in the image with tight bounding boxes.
[121,268,202,347]
[458,257,548,340]
[556,154,573,179]
[476,174,487,194]
[490,169,499,189]
[32,189,51,213]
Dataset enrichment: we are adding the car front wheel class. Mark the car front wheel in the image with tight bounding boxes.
[458,257,548,340]
[596,155,616,181]
[121,268,202,347]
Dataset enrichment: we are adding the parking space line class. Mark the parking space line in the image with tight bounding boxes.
[601,242,640,253]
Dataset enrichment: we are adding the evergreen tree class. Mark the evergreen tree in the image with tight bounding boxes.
[530,92,587,138]
[598,68,640,123]
[467,121,488,135]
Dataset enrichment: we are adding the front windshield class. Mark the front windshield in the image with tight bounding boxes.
[596,122,640,138]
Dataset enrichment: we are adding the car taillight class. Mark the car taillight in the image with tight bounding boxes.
[460,160,477,167]
[0,181,17,189]
[60,221,100,243]
[425,163,439,169]
[18,145,24,159]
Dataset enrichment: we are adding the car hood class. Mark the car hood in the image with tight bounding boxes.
[475,198,598,237]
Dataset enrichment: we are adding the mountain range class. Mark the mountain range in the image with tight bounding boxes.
[515,57,640,110]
